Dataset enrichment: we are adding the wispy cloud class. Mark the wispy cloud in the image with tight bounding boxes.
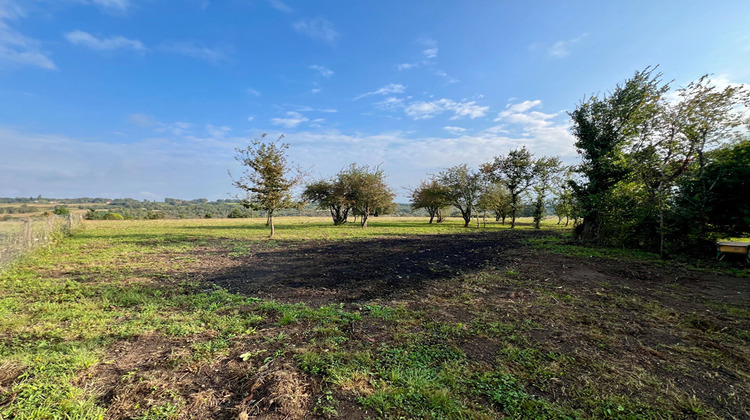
[246,88,261,96]
[158,41,230,63]
[127,113,194,136]
[271,111,309,128]
[206,124,231,139]
[268,0,292,13]
[88,0,132,12]
[404,99,488,120]
[355,83,406,100]
[492,99,575,154]
[309,64,334,77]
[443,126,466,134]
[397,38,439,71]
[547,34,587,58]
[292,18,338,44]
[65,30,145,51]
[0,4,56,70]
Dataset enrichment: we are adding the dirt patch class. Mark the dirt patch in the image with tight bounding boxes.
[200,230,537,305]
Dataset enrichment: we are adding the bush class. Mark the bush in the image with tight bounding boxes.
[228,208,250,218]
[103,213,124,220]
[53,206,70,215]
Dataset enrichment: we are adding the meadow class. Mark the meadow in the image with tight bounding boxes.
[0,217,748,419]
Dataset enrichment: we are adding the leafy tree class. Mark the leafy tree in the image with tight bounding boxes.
[478,183,513,224]
[569,67,666,243]
[231,134,305,237]
[302,178,351,225]
[671,140,750,253]
[340,164,395,228]
[411,179,451,223]
[437,164,482,228]
[484,147,536,228]
[531,157,562,229]
[551,167,576,226]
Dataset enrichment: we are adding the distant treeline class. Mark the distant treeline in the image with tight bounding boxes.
[0,198,442,220]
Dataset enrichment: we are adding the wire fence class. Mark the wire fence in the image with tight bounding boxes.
[0,214,83,269]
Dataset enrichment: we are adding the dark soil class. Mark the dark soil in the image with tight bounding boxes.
[201,230,539,305]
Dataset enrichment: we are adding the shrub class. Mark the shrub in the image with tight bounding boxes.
[228,208,250,218]
[53,206,70,215]
[103,213,124,220]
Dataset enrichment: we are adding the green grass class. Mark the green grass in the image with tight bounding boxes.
[0,216,746,419]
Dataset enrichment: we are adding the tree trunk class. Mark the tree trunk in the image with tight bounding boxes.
[428,209,435,224]
[268,213,275,238]
[436,209,444,223]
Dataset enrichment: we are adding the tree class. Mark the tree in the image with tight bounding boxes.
[230,134,305,238]
[411,179,451,223]
[302,178,351,225]
[484,147,535,228]
[340,164,395,228]
[569,67,666,243]
[552,170,575,226]
[531,156,562,229]
[437,164,482,228]
[478,183,513,224]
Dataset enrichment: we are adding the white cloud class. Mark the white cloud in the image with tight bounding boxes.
[492,99,576,155]
[158,42,229,63]
[89,0,131,12]
[547,34,587,58]
[396,63,417,71]
[355,83,406,100]
[423,47,438,59]
[309,64,333,77]
[65,30,145,51]
[0,125,239,200]
[206,124,231,139]
[404,99,489,120]
[443,126,466,134]
[271,111,309,128]
[247,115,255,122]
[268,0,292,13]
[375,97,405,111]
[0,6,56,70]
[246,88,261,96]
[292,18,338,44]
[311,88,322,94]
[128,113,194,136]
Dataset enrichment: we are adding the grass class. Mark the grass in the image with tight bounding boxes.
[0,216,747,419]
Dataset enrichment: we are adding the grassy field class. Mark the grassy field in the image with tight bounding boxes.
[0,217,748,419]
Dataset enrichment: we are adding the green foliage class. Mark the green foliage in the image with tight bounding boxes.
[339,164,395,227]
[484,147,536,228]
[231,134,305,236]
[227,207,250,218]
[52,206,70,215]
[569,67,750,256]
[102,212,124,220]
[410,179,451,224]
[302,178,352,225]
[437,164,482,227]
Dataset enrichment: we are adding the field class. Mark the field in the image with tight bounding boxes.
[0,217,748,419]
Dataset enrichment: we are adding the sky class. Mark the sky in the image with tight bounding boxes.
[1,0,749,201]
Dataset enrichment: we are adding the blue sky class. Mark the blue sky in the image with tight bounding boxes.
[1,0,749,201]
